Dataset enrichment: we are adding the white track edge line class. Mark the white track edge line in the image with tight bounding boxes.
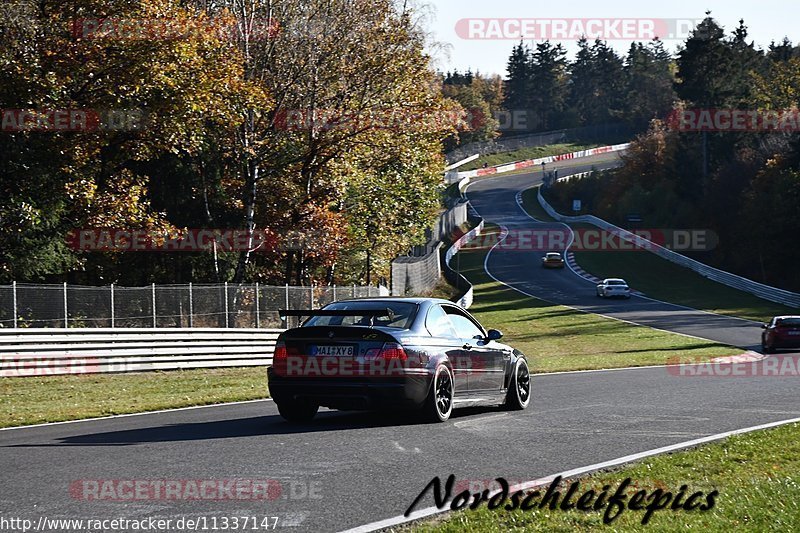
[0,398,273,432]
[340,415,800,533]
[513,186,762,325]
[472,199,726,347]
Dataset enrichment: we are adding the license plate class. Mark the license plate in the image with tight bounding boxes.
[310,345,354,356]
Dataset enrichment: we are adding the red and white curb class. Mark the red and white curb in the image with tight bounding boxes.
[711,351,767,364]
[455,143,629,180]
[566,251,601,283]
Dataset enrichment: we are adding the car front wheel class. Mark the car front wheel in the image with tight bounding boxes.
[423,364,454,422]
[505,358,531,410]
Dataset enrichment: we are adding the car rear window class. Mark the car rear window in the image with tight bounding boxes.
[303,301,418,329]
[776,318,800,327]
[607,280,626,285]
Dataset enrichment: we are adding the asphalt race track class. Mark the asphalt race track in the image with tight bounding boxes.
[2,154,799,532]
[4,371,800,532]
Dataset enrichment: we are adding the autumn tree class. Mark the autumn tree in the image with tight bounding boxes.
[197,0,455,286]
[0,0,248,283]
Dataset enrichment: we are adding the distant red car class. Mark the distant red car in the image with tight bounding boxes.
[762,316,800,353]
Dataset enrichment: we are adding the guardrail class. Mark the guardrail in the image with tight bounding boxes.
[0,328,282,377]
[538,183,800,308]
[442,214,485,309]
[445,143,630,183]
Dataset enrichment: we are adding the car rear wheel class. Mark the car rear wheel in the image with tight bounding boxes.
[762,340,775,354]
[505,358,531,410]
[277,400,319,423]
[423,364,454,422]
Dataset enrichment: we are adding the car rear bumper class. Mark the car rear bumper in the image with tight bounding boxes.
[603,291,630,297]
[267,368,431,411]
[769,338,800,349]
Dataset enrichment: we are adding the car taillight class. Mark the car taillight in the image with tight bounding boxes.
[274,341,287,360]
[365,342,408,361]
[274,342,301,357]
[380,342,408,361]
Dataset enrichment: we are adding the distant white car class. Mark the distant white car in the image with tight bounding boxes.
[596,278,631,299]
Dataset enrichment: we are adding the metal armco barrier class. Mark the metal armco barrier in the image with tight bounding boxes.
[446,143,630,183]
[443,214,485,309]
[0,328,282,377]
[538,184,800,309]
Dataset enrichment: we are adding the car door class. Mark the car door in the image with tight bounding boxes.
[443,305,506,391]
[424,304,468,395]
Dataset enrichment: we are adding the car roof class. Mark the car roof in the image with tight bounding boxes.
[773,315,800,320]
[604,278,627,283]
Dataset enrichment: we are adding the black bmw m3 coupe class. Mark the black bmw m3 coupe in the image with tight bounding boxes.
[267,298,531,422]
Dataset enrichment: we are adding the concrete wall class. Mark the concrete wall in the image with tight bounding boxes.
[391,242,443,296]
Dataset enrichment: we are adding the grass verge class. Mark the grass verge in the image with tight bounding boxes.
[409,421,800,532]
[0,367,268,429]
[520,187,796,323]
[456,224,735,373]
[461,143,599,171]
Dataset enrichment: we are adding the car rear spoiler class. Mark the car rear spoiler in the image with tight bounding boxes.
[279,308,396,326]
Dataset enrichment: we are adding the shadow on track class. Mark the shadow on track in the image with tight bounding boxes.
[7,406,507,447]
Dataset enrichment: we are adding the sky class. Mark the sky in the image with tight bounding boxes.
[423,0,799,77]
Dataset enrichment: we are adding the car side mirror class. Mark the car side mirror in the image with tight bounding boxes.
[762,324,768,329]
[486,329,503,341]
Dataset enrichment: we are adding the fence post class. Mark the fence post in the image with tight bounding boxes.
[63,282,68,328]
[310,284,314,308]
[285,284,289,310]
[12,281,17,329]
[224,282,229,328]
[188,283,193,328]
[333,284,336,302]
[255,282,260,329]
[151,283,156,328]
[352,284,356,299]
[110,284,115,328]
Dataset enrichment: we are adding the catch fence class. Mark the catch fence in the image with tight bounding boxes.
[0,283,387,329]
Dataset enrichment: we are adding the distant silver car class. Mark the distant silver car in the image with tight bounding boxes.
[596,278,631,299]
